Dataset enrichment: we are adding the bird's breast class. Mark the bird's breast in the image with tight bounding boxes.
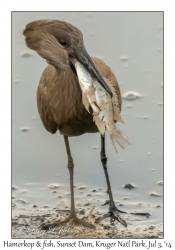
[38,65,98,136]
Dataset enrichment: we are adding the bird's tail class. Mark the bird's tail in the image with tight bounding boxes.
[108,125,131,152]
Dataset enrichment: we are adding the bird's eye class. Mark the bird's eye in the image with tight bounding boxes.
[59,39,68,46]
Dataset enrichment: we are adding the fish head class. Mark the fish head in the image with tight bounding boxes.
[69,47,113,97]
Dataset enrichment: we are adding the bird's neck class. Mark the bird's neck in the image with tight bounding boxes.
[54,67,82,100]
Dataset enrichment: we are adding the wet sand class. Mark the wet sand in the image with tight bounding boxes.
[12,182,163,239]
[12,205,163,239]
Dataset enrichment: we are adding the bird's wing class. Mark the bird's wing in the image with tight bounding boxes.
[37,68,58,134]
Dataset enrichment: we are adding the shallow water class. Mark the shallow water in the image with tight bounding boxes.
[12,12,163,236]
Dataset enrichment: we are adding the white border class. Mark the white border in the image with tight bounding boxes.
[1,0,175,248]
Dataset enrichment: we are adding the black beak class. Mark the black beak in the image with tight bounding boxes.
[74,47,113,97]
[69,60,77,76]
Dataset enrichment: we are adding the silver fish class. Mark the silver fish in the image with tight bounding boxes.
[75,62,131,152]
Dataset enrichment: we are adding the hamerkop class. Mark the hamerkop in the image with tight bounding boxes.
[23,19,127,228]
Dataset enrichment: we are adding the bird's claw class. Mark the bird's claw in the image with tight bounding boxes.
[110,207,127,227]
[95,206,127,227]
[71,216,95,228]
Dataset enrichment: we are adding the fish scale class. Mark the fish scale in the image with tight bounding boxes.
[75,61,131,152]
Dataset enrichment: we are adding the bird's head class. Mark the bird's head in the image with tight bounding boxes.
[23,19,112,96]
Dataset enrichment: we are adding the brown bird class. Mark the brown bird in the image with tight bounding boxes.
[23,19,127,228]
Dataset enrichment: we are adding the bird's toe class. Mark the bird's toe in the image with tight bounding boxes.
[95,206,127,227]
[74,217,95,228]
[111,208,127,227]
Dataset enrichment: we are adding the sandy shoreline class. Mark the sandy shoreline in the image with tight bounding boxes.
[12,206,163,239]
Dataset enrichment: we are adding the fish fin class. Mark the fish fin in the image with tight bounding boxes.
[113,127,131,149]
[108,125,131,150]
[93,115,105,135]
[113,113,125,124]
[109,133,118,153]
[82,93,90,113]
[103,77,123,122]
[91,102,101,114]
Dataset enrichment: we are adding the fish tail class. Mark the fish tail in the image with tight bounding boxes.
[93,115,105,136]
[109,133,118,153]
[108,125,131,150]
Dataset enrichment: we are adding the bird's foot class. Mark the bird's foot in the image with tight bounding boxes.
[68,216,95,228]
[95,205,127,227]
[40,214,95,230]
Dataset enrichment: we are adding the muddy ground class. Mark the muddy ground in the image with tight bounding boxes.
[12,205,163,239]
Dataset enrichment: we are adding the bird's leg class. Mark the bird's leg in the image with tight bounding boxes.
[40,136,95,230]
[95,134,127,227]
[59,136,95,227]
[64,135,76,217]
